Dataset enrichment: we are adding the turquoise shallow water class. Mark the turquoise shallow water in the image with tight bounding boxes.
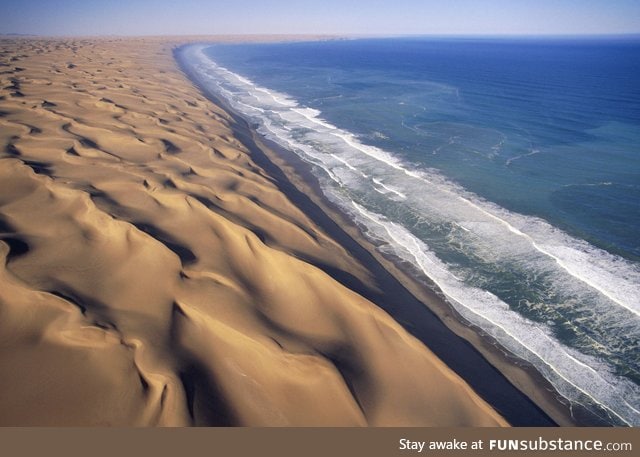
[182,37,640,425]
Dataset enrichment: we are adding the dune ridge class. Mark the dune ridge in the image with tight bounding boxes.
[0,37,507,426]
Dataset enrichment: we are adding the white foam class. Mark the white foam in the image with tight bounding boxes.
[505,148,541,166]
[372,178,407,199]
[350,201,640,425]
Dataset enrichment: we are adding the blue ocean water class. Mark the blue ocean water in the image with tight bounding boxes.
[181,37,640,425]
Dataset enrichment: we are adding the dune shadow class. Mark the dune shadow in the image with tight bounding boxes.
[131,221,197,265]
[161,139,181,154]
[22,159,53,176]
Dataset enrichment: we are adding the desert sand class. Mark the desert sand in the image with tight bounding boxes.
[0,36,508,426]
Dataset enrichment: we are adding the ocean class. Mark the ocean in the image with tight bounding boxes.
[181,37,640,426]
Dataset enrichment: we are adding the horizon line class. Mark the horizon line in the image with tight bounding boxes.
[2,32,640,39]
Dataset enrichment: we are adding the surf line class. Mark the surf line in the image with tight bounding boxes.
[350,200,634,426]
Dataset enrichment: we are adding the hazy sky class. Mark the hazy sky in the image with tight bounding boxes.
[1,0,639,36]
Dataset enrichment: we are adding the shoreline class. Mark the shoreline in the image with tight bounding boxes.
[0,35,605,426]
[1,35,510,426]
[174,42,599,427]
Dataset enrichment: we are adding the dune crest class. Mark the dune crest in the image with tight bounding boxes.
[0,37,506,426]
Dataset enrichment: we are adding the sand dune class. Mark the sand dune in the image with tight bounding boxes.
[0,37,507,426]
